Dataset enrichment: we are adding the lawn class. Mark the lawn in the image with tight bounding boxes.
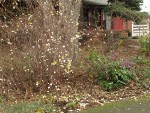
[78,94,150,113]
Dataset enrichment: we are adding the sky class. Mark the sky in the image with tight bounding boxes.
[141,0,150,13]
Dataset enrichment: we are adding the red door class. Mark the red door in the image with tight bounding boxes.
[113,17,124,31]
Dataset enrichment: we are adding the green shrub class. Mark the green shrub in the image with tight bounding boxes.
[134,56,150,65]
[139,35,150,53]
[139,66,150,88]
[133,56,150,88]
[135,65,150,88]
[87,51,135,90]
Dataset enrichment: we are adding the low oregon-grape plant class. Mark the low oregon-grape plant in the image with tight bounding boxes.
[87,51,135,90]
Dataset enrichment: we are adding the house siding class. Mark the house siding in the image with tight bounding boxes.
[83,0,108,5]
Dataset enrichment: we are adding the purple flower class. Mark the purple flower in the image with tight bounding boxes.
[121,60,134,69]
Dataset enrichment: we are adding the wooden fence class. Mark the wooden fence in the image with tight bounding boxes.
[132,23,149,37]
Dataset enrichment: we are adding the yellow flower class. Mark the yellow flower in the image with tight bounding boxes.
[51,60,57,65]
[62,56,64,59]
[35,109,44,113]
[36,81,39,86]
[67,60,71,73]
[118,40,123,46]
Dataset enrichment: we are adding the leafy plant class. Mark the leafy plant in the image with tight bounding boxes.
[87,51,135,90]
[66,102,77,108]
[133,56,150,88]
[134,56,150,65]
[139,35,150,53]
[135,66,150,88]
[0,95,6,103]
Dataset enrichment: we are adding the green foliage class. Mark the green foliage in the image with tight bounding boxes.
[138,66,150,88]
[134,56,150,65]
[87,51,135,90]
[108,0,143,11]
[0,95,6,103]
[105,1,149,23]
[139,35,150,53]
[134,56,150,88]
[66,102,77,108]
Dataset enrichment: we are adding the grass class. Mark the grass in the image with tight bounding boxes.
[77,94,150,113]
[0,101,54,113]
[1,94,150,113]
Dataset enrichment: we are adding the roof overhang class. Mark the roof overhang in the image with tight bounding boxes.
[82,0,108,5]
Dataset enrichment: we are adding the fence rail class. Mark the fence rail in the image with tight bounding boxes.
[132,23,149,37]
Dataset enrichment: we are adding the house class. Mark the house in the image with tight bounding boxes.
[79,0,110,30]
[112,17,132,37]
[80,0,132,37]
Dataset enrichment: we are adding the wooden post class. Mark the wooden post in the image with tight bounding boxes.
[101,10,103,29]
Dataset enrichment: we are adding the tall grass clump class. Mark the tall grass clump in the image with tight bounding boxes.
[0,0,81,97]
[87,51,135,90]
[133,56,150,88]
[139,35,150,54]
